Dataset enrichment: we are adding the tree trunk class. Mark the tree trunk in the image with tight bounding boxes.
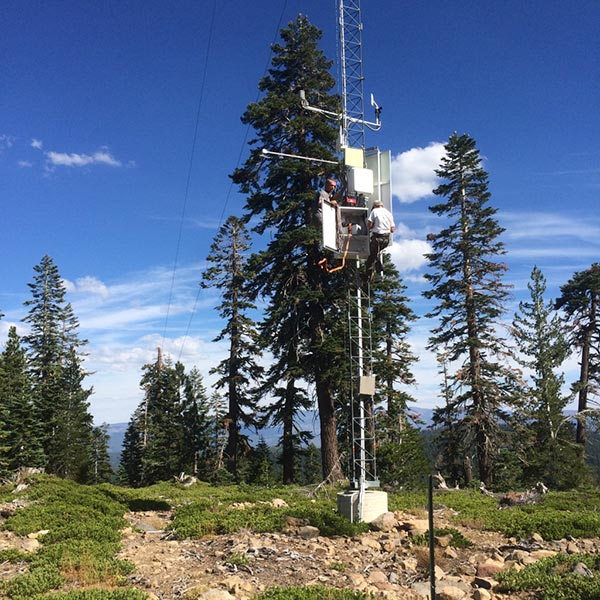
[281,379,295,484]
[316,376,342,482]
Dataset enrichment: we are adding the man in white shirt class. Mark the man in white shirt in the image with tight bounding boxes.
[365,200,395,281]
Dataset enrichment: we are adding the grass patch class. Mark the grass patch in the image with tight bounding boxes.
[168,484,368,539]
[412,527,473,548]
[388,488,600,541]
[497,553,600,600]
[255,586,372,599]
[0,475,142,600]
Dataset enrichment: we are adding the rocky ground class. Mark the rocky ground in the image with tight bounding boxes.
[1,499,597,600]
[117,505,599,600]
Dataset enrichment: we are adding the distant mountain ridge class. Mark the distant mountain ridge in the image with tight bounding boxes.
[105,408,436,468]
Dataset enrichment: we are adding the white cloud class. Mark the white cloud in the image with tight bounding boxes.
[388,238,431,273]
[501,211,600,244]
[392,142,446,203]
[18,160,33,168]
[73,276,110,298]
[31,139,43,150]
[0,134,15,153]
[46,148,122,168]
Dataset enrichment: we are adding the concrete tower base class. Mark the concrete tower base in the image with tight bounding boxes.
[337,489,388,523]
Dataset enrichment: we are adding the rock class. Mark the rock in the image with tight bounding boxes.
[367,568,388,584]
[473,576,494,590]
[388,571,400,584]
[347,572,368,589]
[437,585,467,600]
[297,526,320,539]
[199,590,235,600]
[566,542,579,554]
[399,557,418,572]
[475,558,504,578]
[411,581,434,598]
[271,498,288,508]
[360,535,382,550]
[283,516,308,530]
[530,532,544,544]
[572,562,594,577]
[27,530,49,539]
[404,519,429,536]
[20,538,40,552]
[529,549,557,561]
[506,549,530,563]
[444,546,459,559]
[473,589,492,600]
[371,512,398,532]
[225,575,255,595]
[435,534,453,548]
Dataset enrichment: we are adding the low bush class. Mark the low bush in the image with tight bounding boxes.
[497,553,600,599]
[255,586,372,599]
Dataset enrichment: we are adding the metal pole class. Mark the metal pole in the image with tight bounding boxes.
[356,258,366,520]
[428,474,436,599]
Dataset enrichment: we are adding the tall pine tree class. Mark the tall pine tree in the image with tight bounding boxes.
[22,255,95,480]
[511,266,583,487]
[556,263,600,454]
[370,257,429,488]
[232,15,347,481]
[424,133,518,487]
[0,326,45,474]
[202,215,263,479]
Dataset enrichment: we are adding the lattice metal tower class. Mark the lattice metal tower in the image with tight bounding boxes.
[338,0,380,499]
[338,0,366,150]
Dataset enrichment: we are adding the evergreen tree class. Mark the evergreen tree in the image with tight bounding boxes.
[0,326,45,473]
[180,367,213,478]
[89,424,114,483]
[118,406,145,487]
[48,345,94,480]
[247,437,274,485]
[232,15,347,482]
[298,443,322,485]
[423,133,518,487]
[138,351,185,485]
[431,347,472,486]
[22,255,94,480]
[202,216,263,479]
[556,263,600,453]
[370,256,429,487]
[511,266,584,487]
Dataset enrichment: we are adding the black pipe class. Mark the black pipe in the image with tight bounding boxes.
[428,474,436,599]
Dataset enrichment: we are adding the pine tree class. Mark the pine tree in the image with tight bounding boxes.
[0,326,45,474]
[202,216,263,479]
[180,367,212,478]
[370,256,429,487]
[247,437,274,485]
[89,424,114,483]
[138,352,186,485]
[511,266,584,487]
[118,407,145,487]
[423,133,518,487]
[556,263,600,453]
[48,345,94,480]
[22,255,94,480]
[232,15,347,482]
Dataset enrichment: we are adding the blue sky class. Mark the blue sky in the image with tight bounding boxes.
[2,1,599,424]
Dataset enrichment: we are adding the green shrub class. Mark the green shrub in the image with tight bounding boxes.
[27,590,148,600]
[1,565,64,599]
[0,548,31,563]
[412,527,473,548]
[497,553,600,599]
[255,586,372,599]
